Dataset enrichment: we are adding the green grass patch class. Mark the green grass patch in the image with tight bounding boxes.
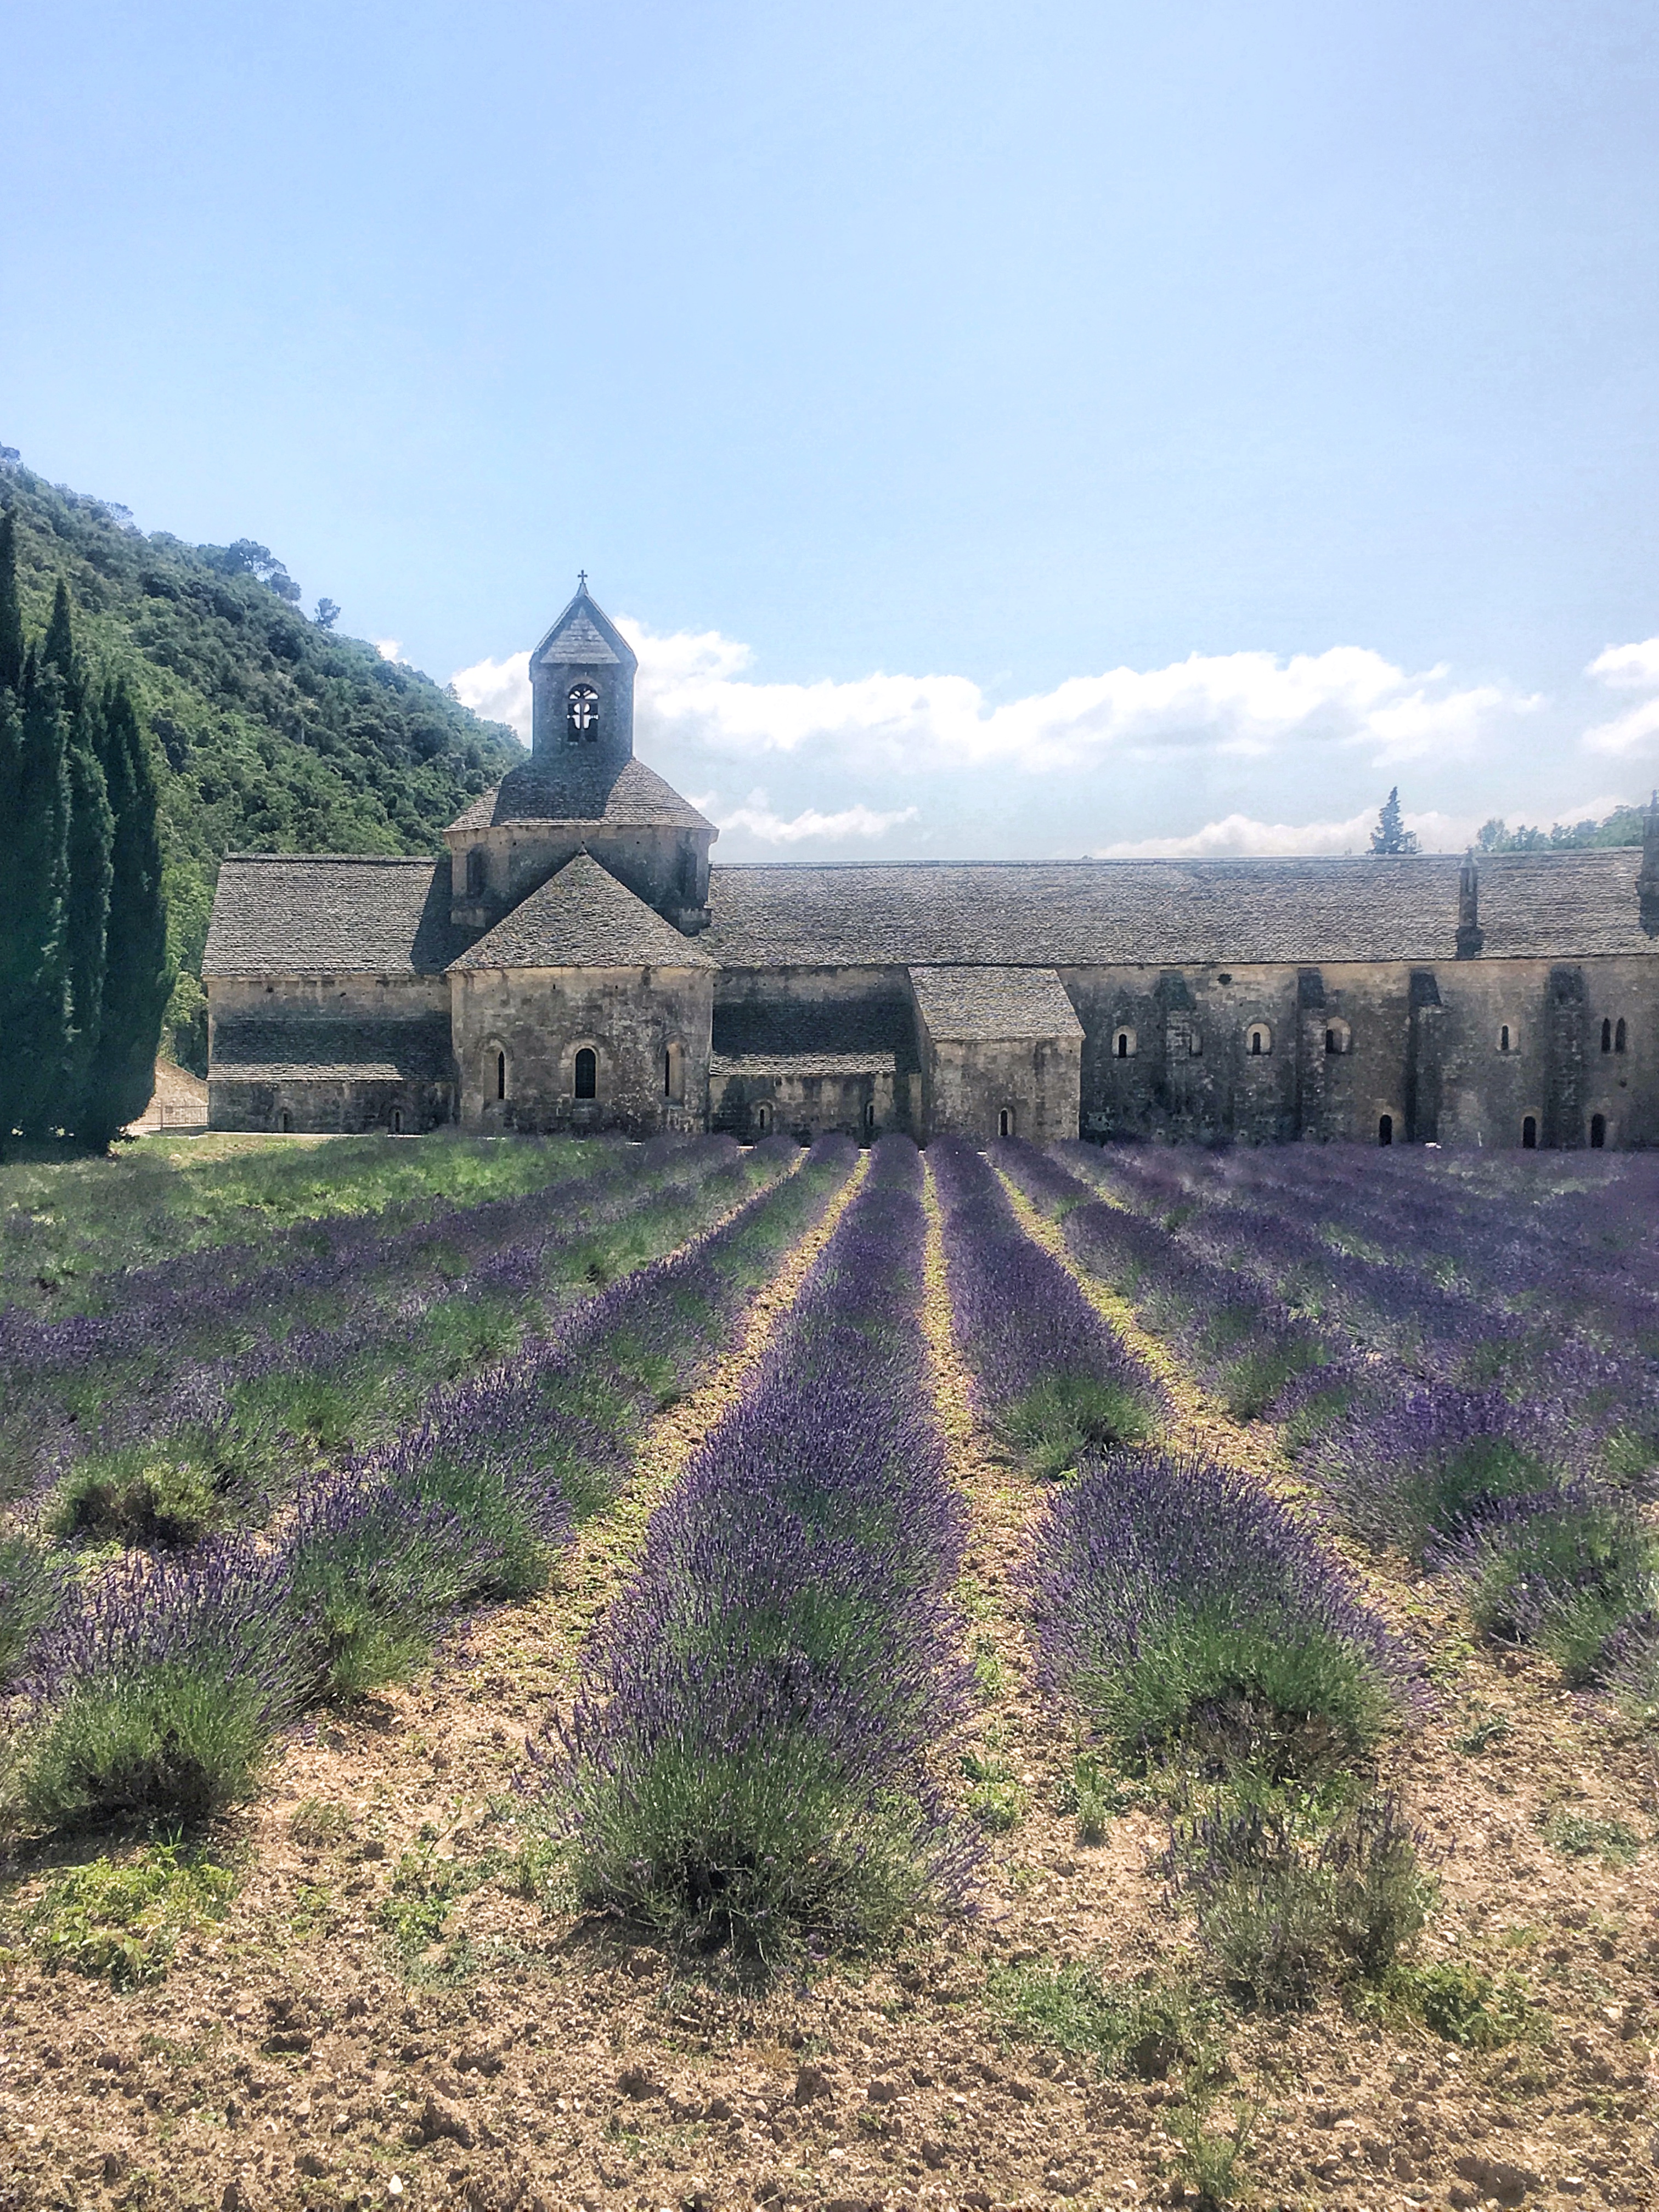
[988,1957,1219,2078]
[1544,1810,1642,1865]
[1362,1958,1541,2048]
[46,1446,230,1548]
[19,1843,236,1987]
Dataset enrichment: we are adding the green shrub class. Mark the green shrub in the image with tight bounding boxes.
[997,1371,1153,1477]
[564,1730,938,1971]
[1464,1499,1655,1684]
[46,1447,228,1548]
[22,1843,236,1986]
[1167,1791,1429,2008]
[18,1662,282,1830]
[1374,1959,1539,2048]
[1079,1605,1396,1784]
[0,1531,66,1685]
[1054,1751,1131,1844]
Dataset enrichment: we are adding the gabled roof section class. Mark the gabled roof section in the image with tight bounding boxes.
[447,851,716,973]
[202,855,467,977]
[911,966,1084,1041]
[703,851,1659,967]
[528,585,636,673]
[445,755,713,835]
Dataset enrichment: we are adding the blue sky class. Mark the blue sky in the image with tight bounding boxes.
[4,0,1658,858]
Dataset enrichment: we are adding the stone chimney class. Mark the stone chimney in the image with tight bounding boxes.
[1455,849,1484,960]
[1639,793,1659,939]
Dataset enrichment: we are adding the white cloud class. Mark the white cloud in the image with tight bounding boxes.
[1097,806,1483,859]
[708,789,919,844]
[452,623,1534,776]
[450,647,532,741]
[373,637,404,663]
[1583,636,1659,757]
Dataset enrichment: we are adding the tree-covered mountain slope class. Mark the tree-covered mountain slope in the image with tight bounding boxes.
[0,453,523,1067]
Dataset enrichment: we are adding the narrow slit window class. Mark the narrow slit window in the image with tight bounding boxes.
[574,1047,597,1101]
[754,1101,772,1133]
[663,1042,685,1103]
[278,1108,292,1134]
[1499,1024,1511,1053]
[998,1107,1015,1138]
[1616,1017,1628,1053]
[1602,1018,1613,1053]
[864,1100,877,1132]
[495,1051,506,1101]
[390,1107,403,1135]
[1114,1027,1136,1059]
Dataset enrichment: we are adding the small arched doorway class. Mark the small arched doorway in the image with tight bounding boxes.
[1377,1113,1393,1146]
[1590,1112,1607,1149]
[574,1047,597,1101]
[1522,1114,1538,1149]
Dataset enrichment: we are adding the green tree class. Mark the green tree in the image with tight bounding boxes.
[83,676,174,1146]
[41,583,115,1133]
[0,648,73,1140]
[1369,787,1419,856]
[0,509,22,697]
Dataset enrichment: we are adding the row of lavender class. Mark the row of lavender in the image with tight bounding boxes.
[3,1137,767,1534]
[928,1136,1163,1471]
[998,1141,1659,1704]
[1,1139,860,1838]
[934,1143,1423,2010]
[551,1136,978,1967]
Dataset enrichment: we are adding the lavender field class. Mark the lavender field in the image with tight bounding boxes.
[1,1131,1656,2212]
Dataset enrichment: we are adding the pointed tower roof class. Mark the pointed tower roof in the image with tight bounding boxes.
[528,583,636,674]
[446,851,715,973]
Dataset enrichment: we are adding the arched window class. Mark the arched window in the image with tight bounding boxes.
[998,1107,1015,1138]
[1498,1024,1512,1054]
[663,1041,684,1103]
[1324,1019,1351,1056]
[1602,1018,1613,1053]
[567,684,599,742]
[390,1107,403,1135]
[495,1050,507,1102]
[1616,1017,1628,1053]
[574,1047,597,1101]
[754,1101,773,1133]
[1246,1023,1272,1057]
[1522,1114,1538,1149]
[278,1108,292,1134]
[1187,1028,1203,1057]
[465,847,486,898]
[864,1100,877,1133]
[1377,1113,1393,1147]
[1590,1112,1607,1149]
[1113,1027,1136,1059]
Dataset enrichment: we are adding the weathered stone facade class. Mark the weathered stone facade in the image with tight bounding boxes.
[202,583,1659,1150]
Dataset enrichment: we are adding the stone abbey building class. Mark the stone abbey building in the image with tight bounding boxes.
[204,585,1659,1150]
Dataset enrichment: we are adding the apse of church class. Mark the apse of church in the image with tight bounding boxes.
[201,584,1659,1149]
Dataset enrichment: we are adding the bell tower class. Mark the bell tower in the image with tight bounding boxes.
[527,578,638,800]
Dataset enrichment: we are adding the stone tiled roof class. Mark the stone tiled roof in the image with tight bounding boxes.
[703,851,1659,967]
[446,756,712,834]
[710,1051,898,1078]
[447,852,717,972]
[529,586,635,670]
[210,1016,454,1083]
[910,966,1084,1041]
[202,855,468,977]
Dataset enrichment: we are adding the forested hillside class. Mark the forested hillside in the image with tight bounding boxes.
[0,452,522,1068]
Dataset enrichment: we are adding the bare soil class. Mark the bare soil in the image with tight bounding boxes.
[2,1161,1656,2212]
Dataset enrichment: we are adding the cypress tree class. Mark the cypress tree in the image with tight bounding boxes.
[85,676,174,1146]
[41,584,114,1136]
[0,647,73,1141]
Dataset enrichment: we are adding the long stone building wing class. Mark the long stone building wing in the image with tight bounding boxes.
[201,583,1659,1150]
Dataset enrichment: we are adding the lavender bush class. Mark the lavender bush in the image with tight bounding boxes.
[933,1138,1161,1474]
[1029,1450,1407,1779]
[553,1136,979,1970]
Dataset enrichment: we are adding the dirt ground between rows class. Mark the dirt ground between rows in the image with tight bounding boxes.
[2,1160,1657,2212]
